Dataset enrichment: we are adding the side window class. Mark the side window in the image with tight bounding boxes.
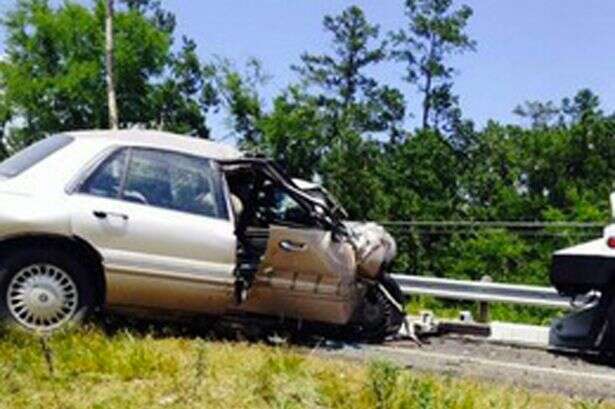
[256,181,313,226]
[122,149,171,207]
[122,149,228,219]
[80,149,128,199]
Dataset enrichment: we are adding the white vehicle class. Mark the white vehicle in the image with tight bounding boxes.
[550,193,615,351]
[0,130,403,340]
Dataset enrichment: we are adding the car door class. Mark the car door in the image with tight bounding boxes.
[68,147,236,313]
[255,185,356,292]
[231,176,358,324]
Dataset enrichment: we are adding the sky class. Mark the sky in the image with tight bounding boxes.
[2,0,615,134]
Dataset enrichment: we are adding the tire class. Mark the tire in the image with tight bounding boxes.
[0,246,95,332]
[353,279,405,343]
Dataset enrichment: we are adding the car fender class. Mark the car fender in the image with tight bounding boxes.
[0,192,73,239]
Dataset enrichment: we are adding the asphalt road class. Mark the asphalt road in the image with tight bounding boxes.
[317,335,615,400]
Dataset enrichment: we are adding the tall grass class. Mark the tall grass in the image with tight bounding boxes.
[0,325,611,409]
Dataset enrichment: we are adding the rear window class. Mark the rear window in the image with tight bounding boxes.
[0,135,74,177]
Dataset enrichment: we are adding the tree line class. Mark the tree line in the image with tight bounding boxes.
[1,0,614,287]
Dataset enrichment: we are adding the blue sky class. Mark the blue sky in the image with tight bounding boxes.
[2,0,615,134]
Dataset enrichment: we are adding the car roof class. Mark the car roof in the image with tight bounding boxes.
[63,129,242,160]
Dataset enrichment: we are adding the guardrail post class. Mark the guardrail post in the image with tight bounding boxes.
[477,275,492,323]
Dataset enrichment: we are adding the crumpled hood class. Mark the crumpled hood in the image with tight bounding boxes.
[345,221,397,279]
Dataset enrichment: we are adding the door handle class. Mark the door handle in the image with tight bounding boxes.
[93,211,129,221]
[279,240,307,252]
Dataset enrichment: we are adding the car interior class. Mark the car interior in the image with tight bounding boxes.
[80,147,225,219]
[222,161,322,298]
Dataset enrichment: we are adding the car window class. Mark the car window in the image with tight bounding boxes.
[122,149,228,219]
[0,135,74,178]
[80,149,128,199]
[256,181,314,226]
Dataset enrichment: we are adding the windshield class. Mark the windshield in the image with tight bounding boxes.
[0,135,74,178]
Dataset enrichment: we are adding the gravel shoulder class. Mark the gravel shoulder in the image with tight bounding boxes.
[317,335,615,401]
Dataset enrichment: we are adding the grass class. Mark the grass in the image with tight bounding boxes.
[0,324,612,409]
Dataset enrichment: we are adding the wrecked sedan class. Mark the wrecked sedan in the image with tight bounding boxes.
[0,130,404,341]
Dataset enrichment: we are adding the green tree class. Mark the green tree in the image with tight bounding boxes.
[462,109,615,222]
[378,130,463,275]
[294,5,384,110]
[514,89,604,130]
[119,0,176,32]
[293,5,405,139]
[149,37,214,137]
[561,88,602,124]
[390,0,475,132]
[0,0,213,152]
[257,87,328,179]
[513,100,561,129]
[461,122,530,220]
[206,58,267,146]
[441,229,546,286]
[383,130,461,221]
[320,130,390,220]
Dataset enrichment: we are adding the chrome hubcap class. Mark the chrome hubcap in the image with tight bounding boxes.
[6,264,78,331]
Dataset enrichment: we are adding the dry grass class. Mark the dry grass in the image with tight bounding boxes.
[0,325,612,409]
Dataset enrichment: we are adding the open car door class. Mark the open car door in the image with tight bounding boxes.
[220,159,357,319]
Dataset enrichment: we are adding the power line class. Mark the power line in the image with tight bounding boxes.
[379,221,604,229]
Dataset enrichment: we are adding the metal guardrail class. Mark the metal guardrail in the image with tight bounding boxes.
[392,274,571,309]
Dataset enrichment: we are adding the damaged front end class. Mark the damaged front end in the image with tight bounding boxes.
[220,160,405,341]
[291,178,398,280]
[347,222,398,280]
[294,181,406,341]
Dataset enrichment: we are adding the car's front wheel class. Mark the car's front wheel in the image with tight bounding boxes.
[0,247,95,332]
[352,276,405,342]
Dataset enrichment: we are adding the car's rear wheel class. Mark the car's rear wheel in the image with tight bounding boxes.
[0,247,95,332]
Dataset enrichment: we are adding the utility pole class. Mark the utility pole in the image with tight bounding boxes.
[105,0,119,129]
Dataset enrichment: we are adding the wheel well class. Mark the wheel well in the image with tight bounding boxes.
[0,234,106,306]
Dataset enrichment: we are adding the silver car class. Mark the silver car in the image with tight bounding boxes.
[0,130,403,340]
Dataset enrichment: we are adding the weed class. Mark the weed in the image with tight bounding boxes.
[367,360,401,409]
[39,336,54,377]
[0,326,612,409]
[574,400,606,409]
